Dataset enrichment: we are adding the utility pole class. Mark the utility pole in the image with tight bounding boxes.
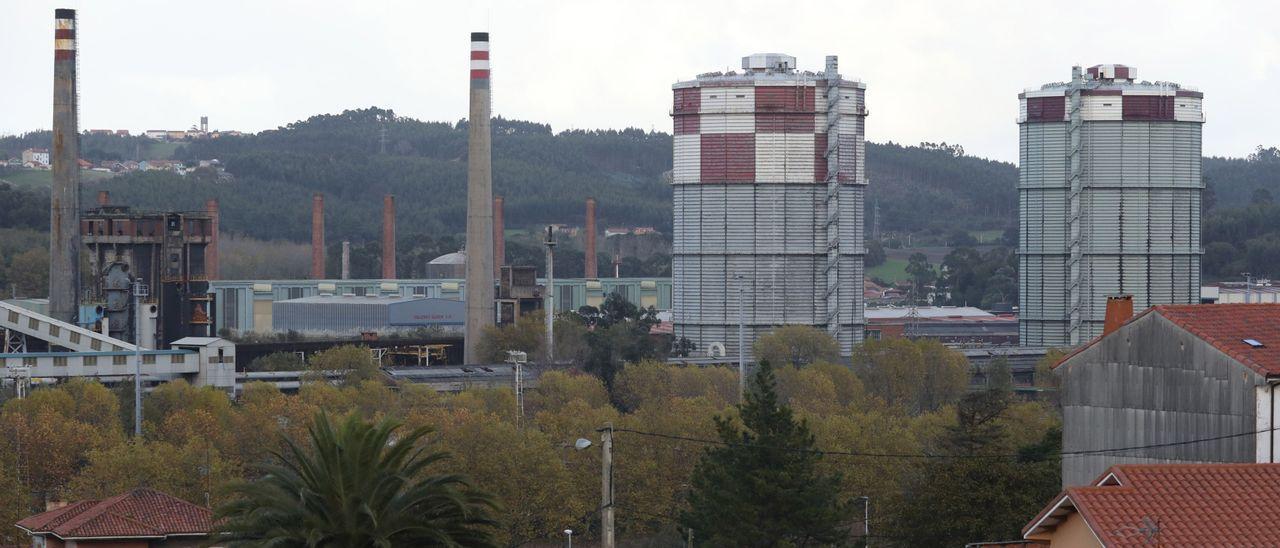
[132,278,148,437]
[736,273,746,402]
[600,424,615,548]
[857,496,870,546]
[544,226,556,362]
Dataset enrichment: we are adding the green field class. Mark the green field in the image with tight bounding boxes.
[143,141,181,160]
[968,229,1004,244]
[868,257,910,283]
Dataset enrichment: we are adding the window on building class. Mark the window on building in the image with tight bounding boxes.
[83,355,97,366]
[559,290,575,313]
[113,355,127,365]
[142,354,155,365]
[172,354,185,364]
[288,287,304,299]
[222,289,240,330]
[610,284,636,304]
[413,286,427,297]
[22,357,36,366]
[48,325,60,337]
[352,286,368,296]
[69,332,81,344]
[53,356,67,366]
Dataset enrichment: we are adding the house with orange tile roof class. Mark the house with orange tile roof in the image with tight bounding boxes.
[15,488,213,547]
[1056,300,1280,486]
[1020,463,1280,547]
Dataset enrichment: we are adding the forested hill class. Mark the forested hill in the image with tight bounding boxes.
[3,108,1277,246]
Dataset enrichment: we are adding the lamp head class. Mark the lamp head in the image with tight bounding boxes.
[574,438,592,450]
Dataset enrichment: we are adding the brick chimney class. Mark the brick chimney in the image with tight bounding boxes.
[311,194,325,279]
[585,197,598,279]
[205,198,219,280]
[1103,294,1134,336]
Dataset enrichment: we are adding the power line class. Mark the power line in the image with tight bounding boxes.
[612,424,1280,461]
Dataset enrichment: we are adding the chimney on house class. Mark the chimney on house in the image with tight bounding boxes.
[1103,294,1134,336]
[311,194,325,279]
[585,197,598,279]
[205,199,219,280]
[382,194,396,279]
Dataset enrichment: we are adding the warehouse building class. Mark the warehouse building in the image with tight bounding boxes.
[273,295,464,334]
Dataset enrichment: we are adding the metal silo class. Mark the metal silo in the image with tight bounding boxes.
[672,53,867,358]
[1019,64,1203,346]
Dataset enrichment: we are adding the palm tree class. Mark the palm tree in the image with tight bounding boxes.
[214,412,499,547]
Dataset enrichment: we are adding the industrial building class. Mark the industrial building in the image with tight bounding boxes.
[273,295,464,334]
[80,204,217,348]
[672,53,867,358]
[1019,64,1204,346]
[864,306,1018,346]
[1055,301,1280,486]
[211,277,672,334]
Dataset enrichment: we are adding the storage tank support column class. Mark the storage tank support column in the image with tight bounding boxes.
[822,56,842,340]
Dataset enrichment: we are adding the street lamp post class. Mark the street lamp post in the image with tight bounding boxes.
[544,226,556,362]
[564,529,573,548]
[575,424,615,548]
[856,496,870,546]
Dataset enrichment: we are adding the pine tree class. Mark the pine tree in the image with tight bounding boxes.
[681,362,847,547]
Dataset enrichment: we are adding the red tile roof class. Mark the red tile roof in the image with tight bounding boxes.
[16,488,211,540]
[1025,463,1280,546]
[1054,304,1280,376]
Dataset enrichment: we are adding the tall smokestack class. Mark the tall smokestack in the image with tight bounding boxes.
[205,199,219,280]
[382,194,396,279]
[493,195,505,277]
[49,8,80,324]
[97,190,109,206]
[585,197,598,279]
[464,32,495,364]
[341,241,351,280]
[311,194,325,279]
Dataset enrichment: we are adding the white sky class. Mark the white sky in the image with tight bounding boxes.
[1,0,1276,163]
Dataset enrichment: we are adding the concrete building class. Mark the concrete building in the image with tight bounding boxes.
[20,148,49,166]
[1056,302,1280,486]
[211,277,672,334]
[865,306,1018,346]
[672,53,867,358]
[1019,64,1204,346]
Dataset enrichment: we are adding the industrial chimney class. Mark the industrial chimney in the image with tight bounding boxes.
[493,195,505,277]
[585,197,598,279]
[205,199,220,280]
[341,241,351,280]
[382,194,396,279]
[49,8,80,324]
[311,194,325,279]
[464,32,496,364]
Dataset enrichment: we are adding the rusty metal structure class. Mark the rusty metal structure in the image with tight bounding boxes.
[585,198,598,279]
[81,206,215,348]
[671,53,868,357]
[382,194,396,279]
[464,32,495,363]
[311,194,325,279]
[49,8,81,324]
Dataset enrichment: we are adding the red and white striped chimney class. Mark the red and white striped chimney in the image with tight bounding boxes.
[585,197,598,279]
[382,194,396,279]
[311,194,325,279]
[493,195,505,277]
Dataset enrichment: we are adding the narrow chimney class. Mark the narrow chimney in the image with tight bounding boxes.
[382,194,396,279]
[341,241,351,280]
[1103,294,1134,336]
[613,253,621,278]
[493,195,505,277]
[49,8,80,324]
[463,31,496,364]
[585,197,598,279]
[97,190,109,206]
[205,199,219,280]
[311,194,325,279]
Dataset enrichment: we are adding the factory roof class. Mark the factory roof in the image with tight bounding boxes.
[865,306,997,320]
[278,295,434,305]
[428,251,466,265]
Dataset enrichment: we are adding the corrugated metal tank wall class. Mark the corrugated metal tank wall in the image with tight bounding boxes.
[672,64,866,358]
[1018,69,1202,346]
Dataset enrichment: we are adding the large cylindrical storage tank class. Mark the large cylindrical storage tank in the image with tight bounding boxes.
[1019,64,1203,346]
[672,53,867,358]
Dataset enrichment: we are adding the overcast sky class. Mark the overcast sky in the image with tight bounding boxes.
[1,0,1276,163]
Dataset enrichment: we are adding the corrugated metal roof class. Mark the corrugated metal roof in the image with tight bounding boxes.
[279,295,428,305]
